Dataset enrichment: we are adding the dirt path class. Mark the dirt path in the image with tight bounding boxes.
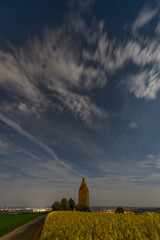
[0,215,46,240]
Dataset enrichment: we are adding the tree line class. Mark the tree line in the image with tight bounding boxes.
[52,198,90,212]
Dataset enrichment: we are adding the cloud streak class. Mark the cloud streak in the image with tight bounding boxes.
[128,122,138,129]
[0,23,107,129]
[0,139,14,154]
[128,68,160,100]
[0,113,82,176]
[137,154,160,169]
[83,25,160,100]
[132,4,158,32]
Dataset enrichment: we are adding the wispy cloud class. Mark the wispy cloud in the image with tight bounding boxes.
[1,3,160,127]
[0,21,107,129]
[128,122,138,129]
[132,154,160,182]
[128,68,160,100]
[132,4,158,32]
[83,24,160,100]
[137,154,160,169]
[69,0,95,14]
[156,22,160,35]
[0,113,82,176]
[0,139,15,154]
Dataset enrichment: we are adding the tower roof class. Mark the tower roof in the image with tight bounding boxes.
[81,177,86,186]
[79,177,88,191]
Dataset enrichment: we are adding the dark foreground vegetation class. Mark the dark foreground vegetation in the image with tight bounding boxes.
[115,206,124,214]
[0,212,46,237]
[52,198,90,212]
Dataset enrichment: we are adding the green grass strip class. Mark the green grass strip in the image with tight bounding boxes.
[0,213,44,237]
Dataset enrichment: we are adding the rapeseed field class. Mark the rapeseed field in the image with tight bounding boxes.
[40,211,160,240]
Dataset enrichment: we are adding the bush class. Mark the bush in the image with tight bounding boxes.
[115,206,124,214]
[76,204,91,212]
[68,198,75,210]
[61,198,70,210]
[52,198,76,211]
[51,201,61,211]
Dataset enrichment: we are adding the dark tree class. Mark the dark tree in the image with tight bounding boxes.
[76,204,91,212]
[52,201,61,211]
[61,198,70,210]
[115,206,124,214]
[68,198,75,210]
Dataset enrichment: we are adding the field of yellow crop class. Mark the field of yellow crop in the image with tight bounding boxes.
[40,211,160,240]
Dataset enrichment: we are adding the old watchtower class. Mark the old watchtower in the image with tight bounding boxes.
[78,177,89,207]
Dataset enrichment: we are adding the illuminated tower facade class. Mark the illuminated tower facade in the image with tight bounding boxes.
[78,177,89,207]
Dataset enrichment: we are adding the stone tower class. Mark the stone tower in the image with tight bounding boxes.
[78,177,89,207]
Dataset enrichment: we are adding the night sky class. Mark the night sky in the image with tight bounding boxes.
[0,0,160,207]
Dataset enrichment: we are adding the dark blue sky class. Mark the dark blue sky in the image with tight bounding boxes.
[0,0,160,207]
